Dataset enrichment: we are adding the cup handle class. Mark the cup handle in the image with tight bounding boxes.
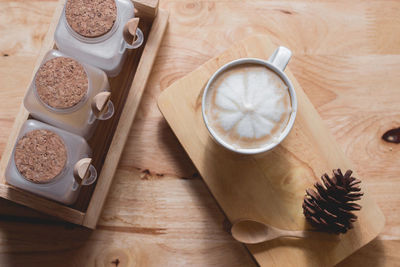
[268,46,292,71]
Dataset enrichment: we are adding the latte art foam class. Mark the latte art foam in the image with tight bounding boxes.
[205,64,292,150]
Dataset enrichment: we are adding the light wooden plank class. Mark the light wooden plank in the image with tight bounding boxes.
[134,0,159,19]
[158,34,385,266]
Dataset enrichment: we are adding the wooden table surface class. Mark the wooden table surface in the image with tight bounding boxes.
[0,1,399,266]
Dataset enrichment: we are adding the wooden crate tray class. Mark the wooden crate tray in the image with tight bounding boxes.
[158,35,385,266]
[0,0,168,229]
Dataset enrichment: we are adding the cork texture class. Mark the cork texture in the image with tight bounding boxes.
[65,0,117,38]
[14,130,67,183]
[35,57,88,109]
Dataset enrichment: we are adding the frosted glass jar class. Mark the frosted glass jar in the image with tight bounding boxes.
[24,49,114,139]
[5,120,97,205]
[54,0,144,77]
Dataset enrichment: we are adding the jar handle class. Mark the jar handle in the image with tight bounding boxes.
[73,158,97,186]
[123,18,144,49]
[91,92,114,120]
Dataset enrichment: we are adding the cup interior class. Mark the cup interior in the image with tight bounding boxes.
[201,58,297,155]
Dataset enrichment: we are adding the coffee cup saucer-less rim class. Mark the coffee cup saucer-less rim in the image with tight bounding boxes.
[201,47,298,155]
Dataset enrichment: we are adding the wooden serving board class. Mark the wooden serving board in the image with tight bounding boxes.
[0,0,168,229]
[158,35,385,266]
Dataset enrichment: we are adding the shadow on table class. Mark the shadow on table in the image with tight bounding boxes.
[336,237,386,266]
[156,119,257,266]
[0,198,92,267]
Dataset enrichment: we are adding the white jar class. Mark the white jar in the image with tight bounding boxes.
[54,0,143,77]
[5,120,97,205]
[24,49,114,139]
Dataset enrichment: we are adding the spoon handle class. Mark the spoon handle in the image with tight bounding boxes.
[280,229,339,241]
[279,230,307,238]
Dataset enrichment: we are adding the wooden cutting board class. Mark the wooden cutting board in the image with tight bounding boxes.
[157,35,385,267]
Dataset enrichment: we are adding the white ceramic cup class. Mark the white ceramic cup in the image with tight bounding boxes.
[201,46,297,155]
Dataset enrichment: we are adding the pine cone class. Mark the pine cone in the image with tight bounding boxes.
[302,169,363,234]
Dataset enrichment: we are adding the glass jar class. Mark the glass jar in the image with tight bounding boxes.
[5,120,97,205]
[54,0,144,77]
[24,49,114,139]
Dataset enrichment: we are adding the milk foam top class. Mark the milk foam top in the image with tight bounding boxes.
[205,64,292,150]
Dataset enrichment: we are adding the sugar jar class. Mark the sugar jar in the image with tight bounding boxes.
[54,0,144,77]
[24,49,114,139]
[5,120,97,205]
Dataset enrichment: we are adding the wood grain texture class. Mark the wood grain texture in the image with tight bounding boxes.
[0,0,400,266]
[157,34,385,267]
[133,0,159,19]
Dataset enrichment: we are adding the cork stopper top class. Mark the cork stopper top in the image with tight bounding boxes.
[14,130,68,183]
[35,57,88,109]
[65,0,117,38]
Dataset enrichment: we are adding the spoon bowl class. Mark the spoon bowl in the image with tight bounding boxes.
[231,219,279,244]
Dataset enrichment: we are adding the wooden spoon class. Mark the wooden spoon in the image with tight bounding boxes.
[231,219,339,244]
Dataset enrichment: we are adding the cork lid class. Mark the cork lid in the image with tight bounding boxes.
[14,130,67,183]
[35,57,88,109]
[65,0,117,38]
